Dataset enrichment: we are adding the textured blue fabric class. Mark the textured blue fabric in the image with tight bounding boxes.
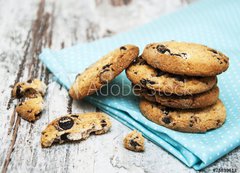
[39,0,240,170]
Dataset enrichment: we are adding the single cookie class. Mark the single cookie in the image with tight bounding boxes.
[123,130,144,152]
[41,112,112,147]
[69,45,139,99]
[12,79,46,98]
[139,99,226,133]
[142,41,229,76]
[133,85,219,109]
[126,57,217,95]
[16,95,44,122]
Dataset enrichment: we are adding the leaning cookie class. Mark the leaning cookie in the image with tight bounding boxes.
[139,99,226,133]
[41,112,112,148]
[133,85,219,109]
[16,95,44,122]
[142,41,229,76]
[12,79,46,98]
[126,57,217,95]
[69,45,139,100]
[123,130,144,152]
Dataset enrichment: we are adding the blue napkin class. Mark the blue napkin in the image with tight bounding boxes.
[40,0,240,170]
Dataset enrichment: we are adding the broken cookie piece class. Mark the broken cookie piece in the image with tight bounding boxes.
[12,79,46,98]
[123,130,144,152]
[41,112,112,148]
[12,79,46,122]
[16,95,44,122]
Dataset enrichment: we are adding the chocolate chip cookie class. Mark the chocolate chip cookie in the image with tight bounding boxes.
[133,85,219,109]
[12,79,46,98]
[123,130,144,152]
[12,79,46,122]
[69,45,139,99]
[16,95,44,122]
[126,57,217,95]
[41,112,112,147]
[139,99,226,133]
[142,41,229,76]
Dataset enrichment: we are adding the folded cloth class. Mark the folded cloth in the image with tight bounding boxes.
[39,0,240,170]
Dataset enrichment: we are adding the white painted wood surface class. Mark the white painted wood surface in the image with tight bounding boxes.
[0,0,239,173]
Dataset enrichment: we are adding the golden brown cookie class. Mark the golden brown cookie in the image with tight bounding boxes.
[12,79,46,122]
[69,45,139,99]
[12,79,46,98]
[142,41,229,76]
[41,112,112,147]
[139,99,226,133]
[126,57,217,95]
[16,95,44,122]
[123,130,144,152]
[133,85,219,109]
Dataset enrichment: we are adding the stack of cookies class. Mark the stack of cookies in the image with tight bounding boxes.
[126,41,229,133]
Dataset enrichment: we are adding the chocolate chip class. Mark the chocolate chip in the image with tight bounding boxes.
[129,139,141,148]
[140,79,156,86]
[216,119,221,126]
[189,115,200,127]
[161,107,172,115]
[101,119,107,127]
[181,53,187,57]
[224,59,228,63]
[16,85,22,98]
[208,49,218,54]
[162,117,171,124]
[120,46,127,50]
[157,45,188,59]
[102,63,113,70]
[27,109,33,113]
[189,120,194,127]
[27,79,33,83]
[71,114,79,118]
[156,45,170,54]
[60,133,70,141]
[58,117,74,130]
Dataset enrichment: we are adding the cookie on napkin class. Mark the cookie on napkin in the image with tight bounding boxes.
[69,45,139,99]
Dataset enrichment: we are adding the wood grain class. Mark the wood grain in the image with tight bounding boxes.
[0,0,239,173]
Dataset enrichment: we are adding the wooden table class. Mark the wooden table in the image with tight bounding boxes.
[1,0,239,172]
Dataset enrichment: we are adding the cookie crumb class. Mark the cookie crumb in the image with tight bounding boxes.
[123,130,144,152]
